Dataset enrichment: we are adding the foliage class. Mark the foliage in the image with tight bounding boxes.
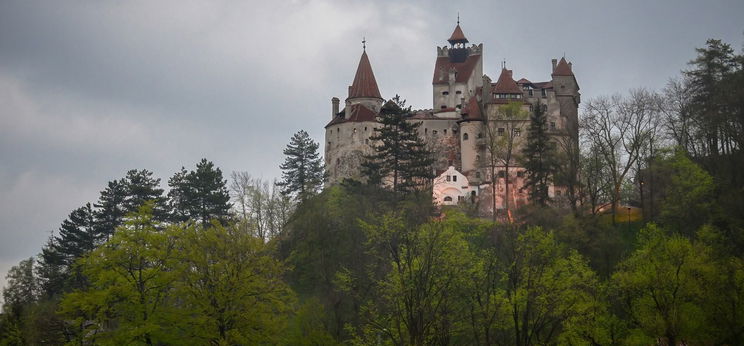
[278,130,325,202]
[167,158,232,225]
[362,95,435,193]
[521,101,558,206]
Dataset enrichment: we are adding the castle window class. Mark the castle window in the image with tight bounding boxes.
[528,89,534,96]
[541,89,547,97]
[463,133,469,140]
[475,172,481,179]
[550,122,556,130]
[458,196,464,202]
[556,190,562,196]
[442,91,449,95]
[517,171,524,178]
[452,175,457,182]
[353,128,357,134]
[433,130,438,135]
[365,127,368,131]
[328,141,331,147]
[455,90,462,95]
[443,129,447,135]
[444,196,453,202]
[446,175,451,182]
[441,105,447,109]
[498,128,505,136]
[542,104,548,112]
[456,104,461,109]
[513,128,521,137]
[425,128,428,135]
[498,170,505,178]
[453,128,457,134]
[365,139,369,144]
[478,133,483,139]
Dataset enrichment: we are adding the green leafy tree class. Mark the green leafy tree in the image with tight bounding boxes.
[60,203,180,345]
[172,221,294,344]
[354,214,469,345]
[657,150,716,235]
[168,159,232,225]
[362,96,434,193]
[0,258,39,346]
[521,101,558,206]
[613,224,715,345]
[278,130,325,202]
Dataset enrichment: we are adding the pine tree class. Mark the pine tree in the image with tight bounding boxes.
[277,130,325,202]
[123,169,168,221]
[52,203,100,266]
[93,178,127,240]
[362,96,434,193]
[521,101,558,206]
[168,159,232,225]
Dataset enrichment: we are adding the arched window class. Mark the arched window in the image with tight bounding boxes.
[463,133,469,140]
[444,196,453,202]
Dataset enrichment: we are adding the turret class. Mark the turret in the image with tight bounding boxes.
[331,97,339,118]
[346,48,384,113]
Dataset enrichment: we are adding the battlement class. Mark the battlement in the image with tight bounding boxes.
[437,43,483,58]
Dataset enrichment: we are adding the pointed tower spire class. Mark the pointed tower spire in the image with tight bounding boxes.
[348,49,382,100]
[448,21,468,44]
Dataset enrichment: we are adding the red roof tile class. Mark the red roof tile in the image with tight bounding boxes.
[448,24,468,43]
[461,96,483,121]
[348,51,382,99]
[432,53,481,84]
[552,57,574,76]
[493,68,522,94]
[325,104,379,127]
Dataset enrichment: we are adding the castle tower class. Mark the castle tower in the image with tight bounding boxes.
[432,22,483,116]
[346,49,384,113]
[324,48,385,185]
[550,57,580,142]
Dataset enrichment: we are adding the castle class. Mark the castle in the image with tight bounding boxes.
[324,22,579,213]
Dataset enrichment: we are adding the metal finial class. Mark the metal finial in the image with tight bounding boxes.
[362,37,366,51]
[457,12,460,25]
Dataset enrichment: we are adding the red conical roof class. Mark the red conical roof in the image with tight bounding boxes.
[493,68,522,94]
[448,24,468,44]
[348,50,382,99]
[552,57,574,76]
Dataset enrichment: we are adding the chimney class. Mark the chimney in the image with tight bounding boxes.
[331,97,339,118]
[551,59,557,72]
[568,62,573,71]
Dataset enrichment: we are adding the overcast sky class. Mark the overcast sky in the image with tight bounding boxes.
[1,0,742,294]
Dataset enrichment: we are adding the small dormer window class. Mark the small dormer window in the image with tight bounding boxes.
[452,175,457,182]
[446,175,451,182]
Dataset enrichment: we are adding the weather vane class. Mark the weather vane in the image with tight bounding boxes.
[457,12,460,25]
[362,37,366,51]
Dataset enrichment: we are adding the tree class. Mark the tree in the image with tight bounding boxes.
[168,159,232,225]
[483,101,528,219]
[1,258,39,346]
[123,169,168,221]
[60,203,180,345]
[363,96,434,193]
[278,130,325,202]
[521,101,558,206]
[93,178,127,241]
[229,172,293,240]
[582,90,658,223]
[172,221,294,344]
[355,214,469,345]
[613,224,715,345]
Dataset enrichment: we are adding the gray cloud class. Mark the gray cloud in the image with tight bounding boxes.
[1,0,742,296]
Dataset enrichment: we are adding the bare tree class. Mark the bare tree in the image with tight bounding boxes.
[581,89,657,223]
[229,172,294,240]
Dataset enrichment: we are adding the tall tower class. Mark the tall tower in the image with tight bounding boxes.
[324,47,384,185]
[432,22,483,115]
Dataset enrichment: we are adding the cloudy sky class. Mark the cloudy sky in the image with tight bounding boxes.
[0,0,742,293]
